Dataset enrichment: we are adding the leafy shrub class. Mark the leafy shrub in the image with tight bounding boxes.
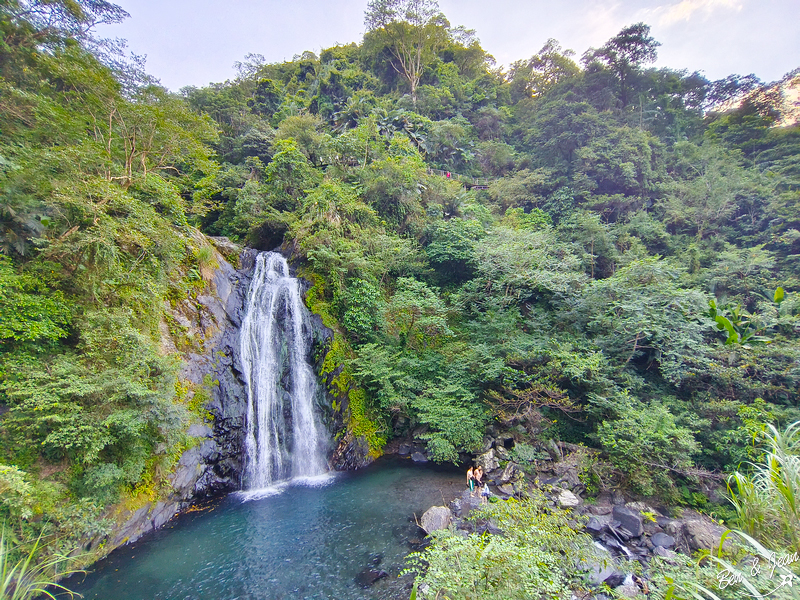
[407,493,597,599]
[594,395,699,496]
[728,420,800,552]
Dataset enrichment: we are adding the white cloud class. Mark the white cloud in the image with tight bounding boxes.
[649,0,744,27]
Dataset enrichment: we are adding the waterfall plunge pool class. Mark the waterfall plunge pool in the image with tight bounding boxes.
[65,458,464,600]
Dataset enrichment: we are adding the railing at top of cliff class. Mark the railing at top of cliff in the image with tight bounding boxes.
[427,168,491,189]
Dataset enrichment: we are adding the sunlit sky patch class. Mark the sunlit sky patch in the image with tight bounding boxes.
[95,0,799,91]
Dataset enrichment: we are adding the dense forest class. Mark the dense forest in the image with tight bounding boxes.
[1,0,799,597]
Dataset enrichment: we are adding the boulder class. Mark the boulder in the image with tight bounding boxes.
[397,443,411,456]
[500,461,521,483]
[653,546,679,564]
[604,572,627,588]
[411,451,428,463]
[651,532,676,548]
[207,236,242,258]
[496,484,515,497]
[354,569,388,588]
[682,518,727,552]
[553,464,581,489]
[546,439,562,461]
[455,491,483,517]
[612,506,644,537]
[475,449,499,472]
[420,506,452,534]
[616,582,640,598]
[580,544,617,585]
[586,517,604,535]
[557,489,581,508]
[588,503,613,516]
[642,519,665,536]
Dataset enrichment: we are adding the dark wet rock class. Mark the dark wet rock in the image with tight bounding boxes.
[406,537,425,550]
[151,501,178,530]
[398,443,411,456]
[420,506,451,533]
[598,533,625,552]
[355,569,388,588]
[111,504,152,547]
[612,506,644,537]
[411,452,429,463]
[604,572,627,588]
[333,434,373,470]
[586,517,604,535]
[643,519,665,536]
[609,522,634,541]
[652,532,676,548]
[473,519,503,536]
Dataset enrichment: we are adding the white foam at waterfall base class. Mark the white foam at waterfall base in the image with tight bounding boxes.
[239,252,330,491]
[236,473,338,502]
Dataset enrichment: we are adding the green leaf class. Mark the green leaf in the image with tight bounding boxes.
[714,315,738,344]
[774,286,785,304]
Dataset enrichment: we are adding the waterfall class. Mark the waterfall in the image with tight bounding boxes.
[240,252,329,490]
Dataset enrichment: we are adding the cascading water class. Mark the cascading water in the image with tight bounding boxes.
[240,252,329,490]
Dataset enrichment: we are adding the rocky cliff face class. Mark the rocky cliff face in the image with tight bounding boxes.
[99,241,250,550]
[102,242,354,551]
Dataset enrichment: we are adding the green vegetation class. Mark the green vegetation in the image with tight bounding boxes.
[406,494,597,598]
[728,420,800,552]
[1,0,799,591]
[0,0,221,579]
[1,530,79,600]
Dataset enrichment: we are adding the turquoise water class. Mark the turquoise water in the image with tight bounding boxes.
[66,459,464,600]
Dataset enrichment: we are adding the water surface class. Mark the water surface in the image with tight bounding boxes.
[68,459,464,600]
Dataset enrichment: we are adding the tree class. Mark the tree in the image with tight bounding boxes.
[587,22,660,108]
[384,277,451,349]
[579,257,708,384]
[364,0,447,106]
[508,39,579,101]
[472,227,586,304]
[0,0,128,56]
[662,141,762,240]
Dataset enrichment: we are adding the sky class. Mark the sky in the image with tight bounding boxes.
[95,0,800,92]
